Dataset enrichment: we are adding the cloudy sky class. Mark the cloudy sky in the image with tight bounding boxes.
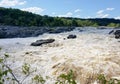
[0,0,120,19]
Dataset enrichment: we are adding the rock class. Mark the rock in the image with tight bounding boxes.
[97,26,107,29]
[31,39,55,46]
[48,27,75,33]
[67,34,77,39]
[109,30,114,34]
[0,26,75,38]
[79,30,83,32]
[114,30,120,39]
[109,30,120,39]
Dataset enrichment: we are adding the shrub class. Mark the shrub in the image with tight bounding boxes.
[55,70,76,84]
[32,74,45,84]
[22,63,30,75]
[0,47,2,51]
[97,74,120,84]
[0,53,19,84]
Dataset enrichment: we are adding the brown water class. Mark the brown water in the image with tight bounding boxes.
[0,27,120,84]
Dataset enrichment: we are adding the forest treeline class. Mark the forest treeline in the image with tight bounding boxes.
[0,7,120,27]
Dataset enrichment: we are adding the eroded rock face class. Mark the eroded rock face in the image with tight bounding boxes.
[67,34,77,39]
[31,39,55,46]
[109,30,120,39]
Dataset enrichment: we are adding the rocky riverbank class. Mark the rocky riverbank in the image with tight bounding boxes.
[0,26,75,38]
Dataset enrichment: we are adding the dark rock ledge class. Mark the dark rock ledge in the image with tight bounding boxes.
[0,26,75,38]
[109,29,120,39]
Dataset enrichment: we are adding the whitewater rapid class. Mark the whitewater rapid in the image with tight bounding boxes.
[0,27,120,84]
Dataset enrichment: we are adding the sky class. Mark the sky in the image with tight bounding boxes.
[0,0,120,19]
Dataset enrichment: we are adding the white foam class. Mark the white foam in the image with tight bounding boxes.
[0,28,120,84]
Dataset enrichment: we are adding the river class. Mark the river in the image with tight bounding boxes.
[0,27,120,84]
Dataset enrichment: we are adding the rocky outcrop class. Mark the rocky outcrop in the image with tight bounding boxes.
[67,34,77,39]
[31,39,55,46]
[48,27,74,33]
[109,29,120,39]
[0,26,75,38]
[114,30,120,39]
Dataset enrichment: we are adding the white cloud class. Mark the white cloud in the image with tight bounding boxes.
[66,12,73,16]
[84,16,93,19]
[96,13,109,18]
[115,16,120,19]
[74,9,81,13]
[96,7,115,18]
[96,9,109,18]
[106,8,114,11]
[58,9,81,17]
[21,7,45,14]
[0,0,26,6]
[101,14,109,18]
[58,12,73,17]
[97,10,104,14]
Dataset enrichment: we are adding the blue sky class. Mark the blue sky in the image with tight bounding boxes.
[0,0,120,19]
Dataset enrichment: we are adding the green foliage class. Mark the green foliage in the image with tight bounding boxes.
[0,48,1,51]
[25,52,30,54]
[0,58,3,63]
[0,54,12,84]
[97,74,107,84]
[32,74,45,84]
[0,68,12,84]
[107,23,120,27]
[4,53,9,58]
[0,7,120,27]
[22,63,30,75]
[97,74,120,84]
[55,70,76,84]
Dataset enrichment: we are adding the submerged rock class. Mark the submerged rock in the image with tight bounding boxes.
[67,34,77,39]
[31,39,55,46]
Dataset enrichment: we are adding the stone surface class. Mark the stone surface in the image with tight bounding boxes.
[0,26,75,38]
[114,30,120,39]
[109,29,120,39]
[67,34,77,39]
[31,39,55,46]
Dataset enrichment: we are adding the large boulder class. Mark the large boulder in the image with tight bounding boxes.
[114,30,120,39]
[67,34,77,39]
[109,30,120,39]
[31,39,55,46]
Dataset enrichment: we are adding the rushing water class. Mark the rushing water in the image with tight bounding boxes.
[0,27,120,84]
